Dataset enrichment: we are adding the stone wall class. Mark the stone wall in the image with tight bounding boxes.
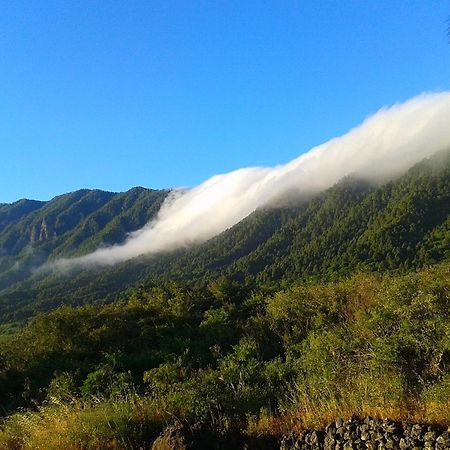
[280,417,450,449]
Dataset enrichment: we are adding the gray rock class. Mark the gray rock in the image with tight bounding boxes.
[436,432,450,447]
[424,431,436,442]
[372,432,384,441]
[360,424,369,433]
[309,430,320,445]
[384,424,397,434]
[410,425,423,439]
[326,429,335,439]
[361,431,370,441]
[280,417,447,450]
[344,431,356,440]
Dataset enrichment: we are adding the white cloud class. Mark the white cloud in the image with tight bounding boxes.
[53,92,450,269]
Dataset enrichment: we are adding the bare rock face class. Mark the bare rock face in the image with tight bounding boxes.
[280,417,450,450]
[30,218,56,243]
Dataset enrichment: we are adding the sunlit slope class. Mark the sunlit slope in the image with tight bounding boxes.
[60,93,450,267]
[0,150,448,323]
[0,187,167,290]
[228,150,450,283]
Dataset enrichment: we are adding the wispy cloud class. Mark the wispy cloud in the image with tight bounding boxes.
[53,92,450,269]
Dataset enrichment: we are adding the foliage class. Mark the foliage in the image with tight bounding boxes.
[0,264,448,448]
[0,187,167,295]
[0,150,448,323]
[0,151,448,447]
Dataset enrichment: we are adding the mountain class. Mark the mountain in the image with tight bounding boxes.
[0,150,449,323]
[0,187,167,290]
[0,151,449,449]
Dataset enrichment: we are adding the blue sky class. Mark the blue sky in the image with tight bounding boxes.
[1,1,450,202]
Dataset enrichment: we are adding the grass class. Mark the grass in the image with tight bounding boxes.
[1,392,448,450]
[0,397,170,450]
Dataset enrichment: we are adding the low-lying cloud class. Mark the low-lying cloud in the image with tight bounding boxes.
[54,92,450,270]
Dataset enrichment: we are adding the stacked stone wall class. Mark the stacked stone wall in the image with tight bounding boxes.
[281,417,450,449]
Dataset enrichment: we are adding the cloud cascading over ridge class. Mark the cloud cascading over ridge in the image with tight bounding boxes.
[54,92,450,269]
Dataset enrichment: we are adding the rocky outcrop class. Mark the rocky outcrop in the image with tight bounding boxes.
[30,218,56,243]
[280,417,450,449]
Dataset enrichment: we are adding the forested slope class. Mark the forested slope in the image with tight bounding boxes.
[0,150,448,323]
[0,187,167,290]
[0,151,449,448]
[228,149,450,283]
[139,148,450,283]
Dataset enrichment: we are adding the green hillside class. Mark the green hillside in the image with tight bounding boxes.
[0,199,46,229]
[0,150,448,324]
[0,187,167,291]
[120,149,449,286]
[0,151,449,448]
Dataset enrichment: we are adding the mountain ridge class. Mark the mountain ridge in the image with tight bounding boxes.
[0,187,168,292]
[0,149,448,323]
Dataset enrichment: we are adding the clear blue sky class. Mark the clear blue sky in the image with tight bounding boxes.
[1,1,450,202]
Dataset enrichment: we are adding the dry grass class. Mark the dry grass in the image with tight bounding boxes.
[245,397,450,439]
[151,426,187,450]
[1,395,448,450]
[0,398,170,450]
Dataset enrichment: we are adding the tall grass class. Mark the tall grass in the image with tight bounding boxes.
[0,397,170,450]
[1,390,448,449]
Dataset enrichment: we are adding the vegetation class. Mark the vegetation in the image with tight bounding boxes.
[0,187,167,291]
[0,151,448,447]
[0,264,448,448]
[0,151,449,324]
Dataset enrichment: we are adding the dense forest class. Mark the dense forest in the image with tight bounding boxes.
[0,151,448,448]
[0,187,167,290]
[0,150,448,324]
